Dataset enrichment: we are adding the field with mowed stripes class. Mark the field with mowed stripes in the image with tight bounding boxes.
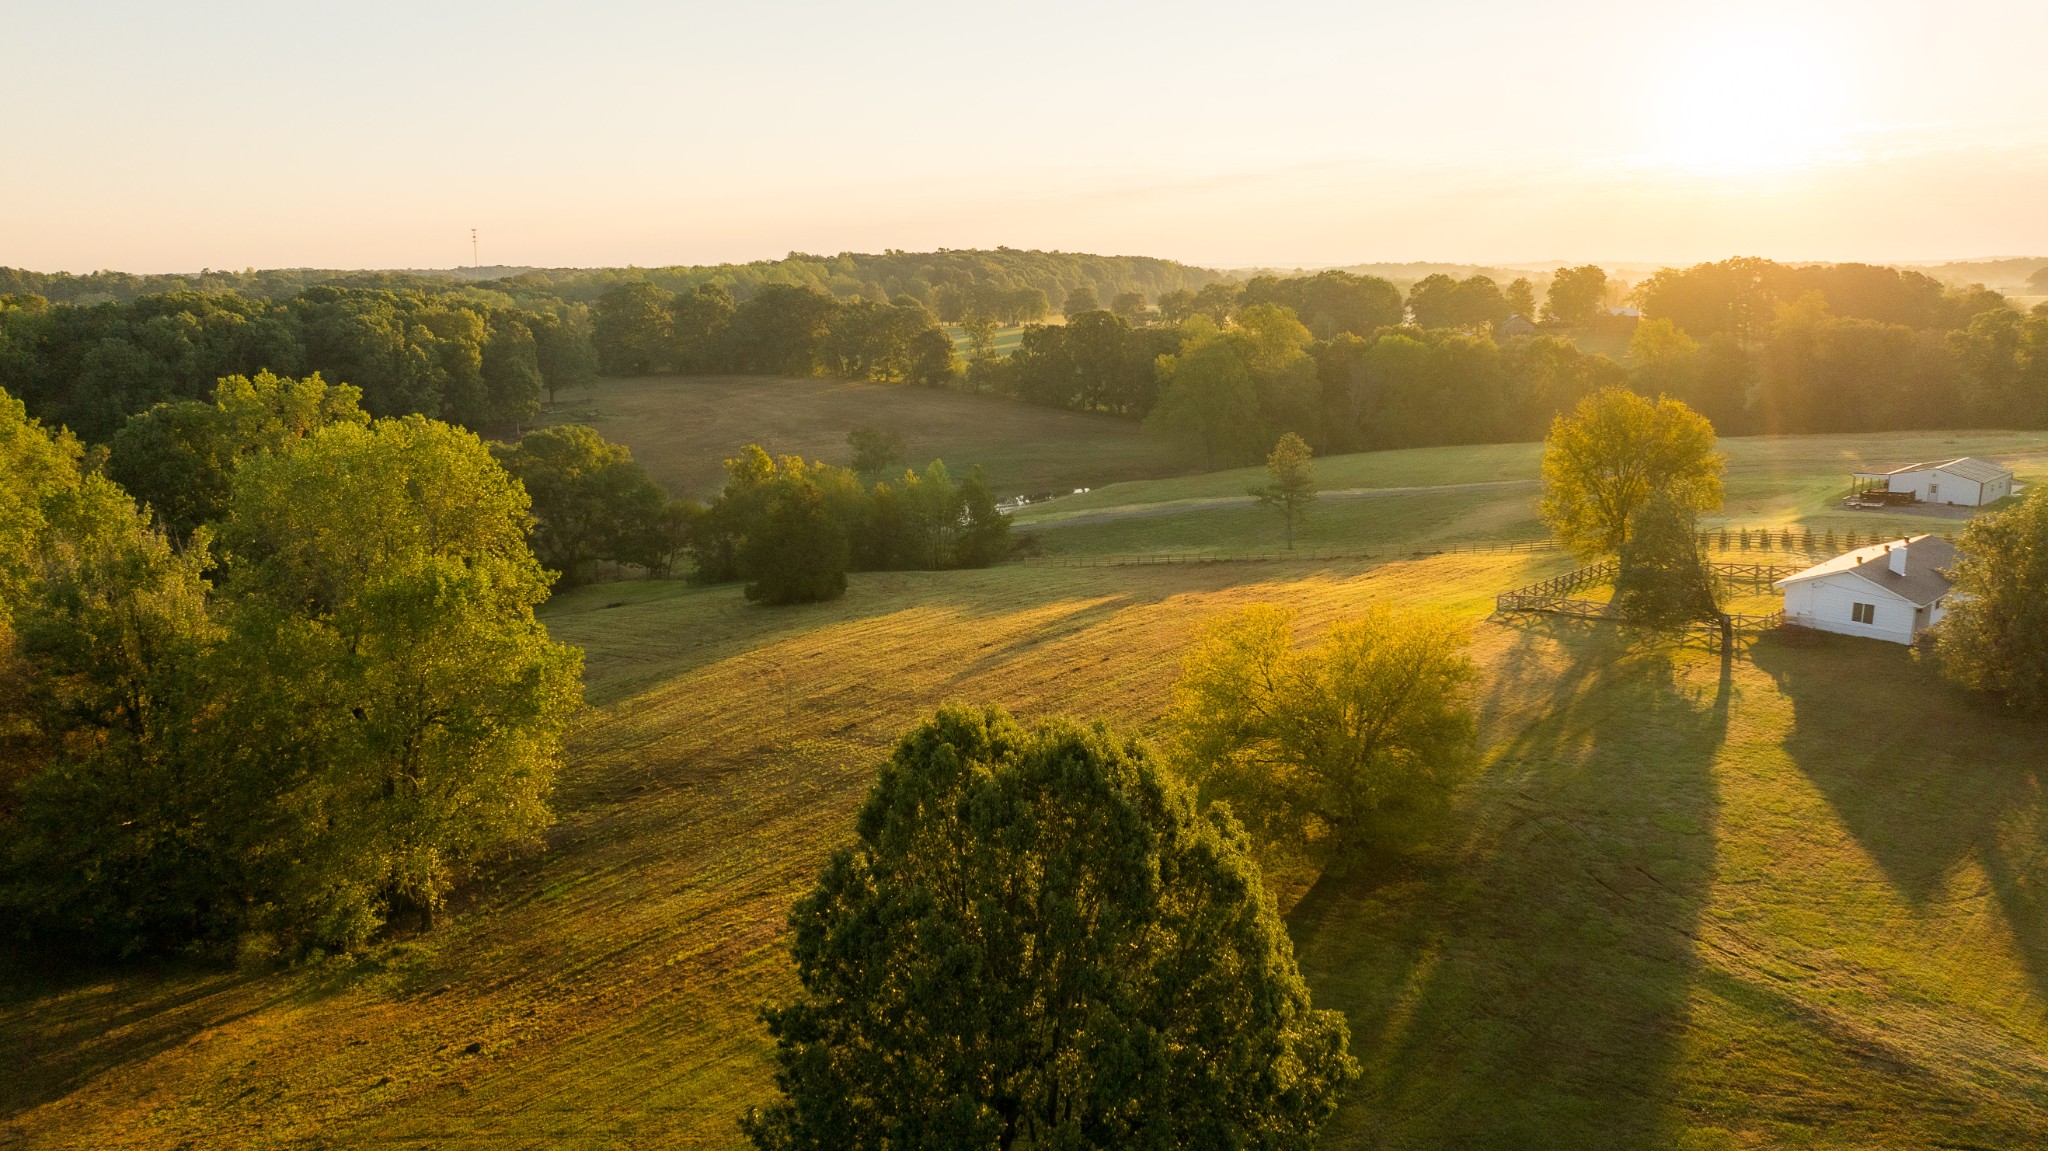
[8,538,2048,1148]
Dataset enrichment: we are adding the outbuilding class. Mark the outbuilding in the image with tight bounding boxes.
[1773,535,1957,645]
[1850,457,2014,507]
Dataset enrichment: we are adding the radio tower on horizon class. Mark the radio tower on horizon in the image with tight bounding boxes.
[471,227,479,269]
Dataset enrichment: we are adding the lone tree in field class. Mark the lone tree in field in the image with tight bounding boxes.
[1936,487,2048,712]
[744,705,1357,1151]
[1539,387,1724,558]
[1252,432,1317,550]
[1612,492,1722,630]
[1166,605,1476,859]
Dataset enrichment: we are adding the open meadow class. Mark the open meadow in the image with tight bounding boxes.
[538,375,1195,500]
[8,453,2048,1146]
[1017,430,2048,558]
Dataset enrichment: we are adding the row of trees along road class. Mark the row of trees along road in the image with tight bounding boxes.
[0,381,582,956]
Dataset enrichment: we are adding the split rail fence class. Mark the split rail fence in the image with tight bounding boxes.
[1494,560,1807,636]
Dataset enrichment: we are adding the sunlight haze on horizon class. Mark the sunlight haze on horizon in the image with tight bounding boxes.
[7,0,2047,273]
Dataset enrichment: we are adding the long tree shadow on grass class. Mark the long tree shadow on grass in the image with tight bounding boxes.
[1289,619,1727,1149]
[1752,630,2048,1000]
[0,951,296,1125]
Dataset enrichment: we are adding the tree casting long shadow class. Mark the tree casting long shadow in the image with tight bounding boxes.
[1752,630,2048,1001]
[1289,622,1728,1149]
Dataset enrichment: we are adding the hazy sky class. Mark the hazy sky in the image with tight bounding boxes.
[7,0,2047,273]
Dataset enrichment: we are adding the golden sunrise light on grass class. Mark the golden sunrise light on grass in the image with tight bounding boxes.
[7,4,2048,1151]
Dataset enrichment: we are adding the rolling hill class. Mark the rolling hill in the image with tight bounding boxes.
[6,432,2048,1149]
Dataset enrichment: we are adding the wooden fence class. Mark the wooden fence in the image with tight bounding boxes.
[1494,561,1798,635]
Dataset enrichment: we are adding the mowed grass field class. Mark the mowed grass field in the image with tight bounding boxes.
[8,535,2048,1147]
[945,322,1033,359]
[539,374,1194,500]
[1017,430,2048,557]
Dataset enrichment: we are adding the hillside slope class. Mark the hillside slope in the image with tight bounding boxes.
[7,536,2048,1148]
[1015,430,2048,558]
[540,375,1196,500]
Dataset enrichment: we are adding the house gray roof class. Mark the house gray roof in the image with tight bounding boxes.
[1774,534,1958,606]
[1932,457,2014,483]
[1854,456,2012,483]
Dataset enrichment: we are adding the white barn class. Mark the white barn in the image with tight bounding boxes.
[1852,457,2014,507]
[1774,535,1957,645]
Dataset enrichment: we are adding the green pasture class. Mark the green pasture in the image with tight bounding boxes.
[9,429,2048,1149]
[1017,430,2048,558]
[944,323,1031,359]
[539,374,1196,500]
[8,538,2048,1148]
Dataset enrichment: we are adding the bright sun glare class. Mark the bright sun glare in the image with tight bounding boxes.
[1651,24,1849,175]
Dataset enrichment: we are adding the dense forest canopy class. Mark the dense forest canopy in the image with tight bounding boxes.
[0,248,1225,309]
[2,251,2044,482]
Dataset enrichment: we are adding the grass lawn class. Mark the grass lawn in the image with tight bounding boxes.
[7,546,2048,1148]
[537,374,1194,500]
[1018,430,2048,558]
[944,322,1033,359]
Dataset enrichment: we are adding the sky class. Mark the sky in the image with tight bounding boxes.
[6,0,2048,273]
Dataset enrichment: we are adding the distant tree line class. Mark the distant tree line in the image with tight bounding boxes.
[976,260,2048,468]
[590,282,957,384]
[9,252,2044,473]
[0,249,1221,443]
[0,249,1226,312]
[0,286,596,441]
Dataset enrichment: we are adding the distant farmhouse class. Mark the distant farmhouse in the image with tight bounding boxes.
[1774,535,1956,645]
[1850,457,2015,508]
[1496,314,1537,339]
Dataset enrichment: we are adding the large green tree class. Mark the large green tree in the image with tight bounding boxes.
[1936,487,2048,712]
[1,389,226,954]
[1166,605,1476,858]
[1543,265,1609,327]
[740,462,850,605]
[1611,492,1722,630]
[1539,387,1724,557]
[215,416,583,938]
[493,423,673,584]
[107,371,368,542]
[744,705,1356,1151]
[593,282,676,376]
[952,464,1011,568]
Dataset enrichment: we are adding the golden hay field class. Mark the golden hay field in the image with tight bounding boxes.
[8,543,2048,1149]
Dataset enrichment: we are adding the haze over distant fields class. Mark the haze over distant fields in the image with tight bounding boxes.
[7,0,2048,273]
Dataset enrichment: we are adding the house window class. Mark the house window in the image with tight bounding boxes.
[1928,482,1939,500]
[1852,603,1876,624]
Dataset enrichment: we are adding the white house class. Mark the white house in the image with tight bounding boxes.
[1774,535,1957,645]
[1851,457,2015,507]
